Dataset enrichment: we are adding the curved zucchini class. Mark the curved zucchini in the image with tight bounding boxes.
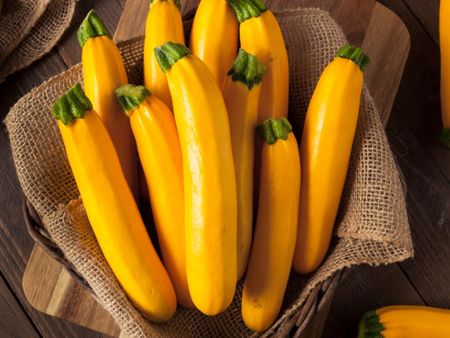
[116,84,193,308]
[293,45,369,274]
[52,84,176,322]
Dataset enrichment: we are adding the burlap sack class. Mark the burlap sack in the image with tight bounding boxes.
[5,8,413,337]
[0,0,75,83]
[0,0,50,64]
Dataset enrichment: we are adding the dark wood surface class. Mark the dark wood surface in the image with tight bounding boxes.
[0,1,448,338]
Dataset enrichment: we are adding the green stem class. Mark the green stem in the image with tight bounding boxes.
[440,128,450,149]
[154,42,191,72]
[149,0,181,11]
[257,118,292,145]
[115,84,151,116]
[52,84,93,125]
[227,48,266,90]
[357,310,384,338]
[77,10,111,48]
[226,0,267,23]
[336,45,370,72]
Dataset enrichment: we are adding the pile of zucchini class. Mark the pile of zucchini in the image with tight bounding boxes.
[53,0,373,332]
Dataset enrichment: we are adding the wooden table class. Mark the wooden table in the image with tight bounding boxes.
[0,0,448,337]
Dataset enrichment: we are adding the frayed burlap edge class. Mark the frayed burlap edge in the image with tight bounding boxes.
[0,0,76,83]
[0,0,51,63]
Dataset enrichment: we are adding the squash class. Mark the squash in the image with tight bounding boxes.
[242,118,301,332]
[190,0,239,86]
[440,0,450,148]
[115,84,193,308]
[144,0,184,110]
[293,45,369,274]
[77,10,138,199]
[155,42,237,315]
[52,84,176,322]
[222,48,265,280]
[227,0,288,123]
[358,306,450,338]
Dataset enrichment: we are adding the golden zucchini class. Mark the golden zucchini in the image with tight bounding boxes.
[155,42,237,316]
[78,10,138,199]
[190,0,239,86]
[293,45,369,274]
[358,305,450,338]
[242,118,301,332]
[116,84,193,308]
[222,48,265,280]
[144,0,184,110]
[52,84,176,322]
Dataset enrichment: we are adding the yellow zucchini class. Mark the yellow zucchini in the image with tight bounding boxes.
[144,0,184,110]
[227,0,289,123]
[155,42,237,315]
[293,45,369,274]
[116,84,193,308]
[190,0,239,86]
[52,84,176,322]
[440,0,450,148]
[242,118,301,332]
[358,306,450,338]
[222,48,265,280]
[77,10,138,200]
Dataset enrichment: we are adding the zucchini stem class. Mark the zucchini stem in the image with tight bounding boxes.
[226,0,267,23]
[115,84,152,116]
[336,45,370,72]
[154,42,192,72]
[77,10,111,48]
[227,48,266,89]
[52,84,93,125]
[357,310,384,338]
[257,118,292,145]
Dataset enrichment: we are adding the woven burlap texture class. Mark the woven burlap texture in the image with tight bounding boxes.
[0,0,75,83]
[0,0,50,64]
[5,8,413,338]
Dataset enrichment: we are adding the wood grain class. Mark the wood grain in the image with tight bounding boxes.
[19,1,411,336]
[23,246,120,336]
[0,272,39,338]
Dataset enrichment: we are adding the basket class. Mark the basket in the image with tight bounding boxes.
[6,7,412,338]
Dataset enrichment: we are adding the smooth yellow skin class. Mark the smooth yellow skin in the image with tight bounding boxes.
[242,133,301,332]
[82,36,138,199]
[240,11,289,123]
[190,0,238,86]
[441,0,450,129]
[166,55,237,315]
[144,0,184,110]
[377,306,450,337]
[293,57,363,274]
[128,96,193,308]
[58,111,176,322]
[222,77,261,280]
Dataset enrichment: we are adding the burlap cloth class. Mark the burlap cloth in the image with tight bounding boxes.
[0,0,75,83]
[5,8,413,338]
